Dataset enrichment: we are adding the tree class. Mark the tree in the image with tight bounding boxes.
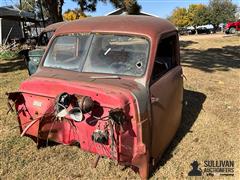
[63,8,87,21]
[169,1,237,28]
[72,0,141,15]
[71,0,141,17]
[18,0,48,20]
[169,7,189,27]
[19,0,35,11]
[108,0,141,14]
[43,0,64,22]
[187,4,210,27]
[72,0,98,16]
[208,0,237,28]
[63,9,78,20]
[20,0,64,23]
[236,7,240,20]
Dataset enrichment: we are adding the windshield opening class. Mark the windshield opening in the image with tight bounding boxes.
[43,33,150,77]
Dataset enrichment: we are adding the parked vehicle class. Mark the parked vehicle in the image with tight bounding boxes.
[224,20,240,34]
[178,26,196,35]
[25,21,66,75]
[7,16,183,179]
[196,24,215,34]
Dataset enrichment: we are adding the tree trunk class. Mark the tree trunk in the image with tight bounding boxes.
[45,0,64,23]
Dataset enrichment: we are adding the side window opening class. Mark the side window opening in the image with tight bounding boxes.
[151,35,177,82]
[39,31,54,46]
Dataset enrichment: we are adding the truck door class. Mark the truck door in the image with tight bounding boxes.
[149,34,183,159]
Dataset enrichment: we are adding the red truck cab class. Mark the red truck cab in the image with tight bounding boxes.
[224,20,240,34]
[7,16,183,179]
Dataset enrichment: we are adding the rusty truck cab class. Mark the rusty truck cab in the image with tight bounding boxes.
[8,16,183,179]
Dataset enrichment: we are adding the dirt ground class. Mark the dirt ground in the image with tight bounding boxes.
[0,34,239,179]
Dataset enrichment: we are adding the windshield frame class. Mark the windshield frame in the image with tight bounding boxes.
[41,32,151,78]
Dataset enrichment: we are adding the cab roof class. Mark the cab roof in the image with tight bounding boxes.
[55,15,176,38]
[42,21,67,32]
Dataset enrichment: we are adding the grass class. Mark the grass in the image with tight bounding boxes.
[0,34,239,179]
[0,45,20,60]
[0,50,19,60]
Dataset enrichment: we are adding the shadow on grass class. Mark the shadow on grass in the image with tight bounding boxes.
[150,89,206,176]
[0,58,27,73]
[180,40,198,48]
[27,135,80,149]
[181,44,240,72]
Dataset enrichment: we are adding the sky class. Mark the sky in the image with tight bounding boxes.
[1,0,240,18]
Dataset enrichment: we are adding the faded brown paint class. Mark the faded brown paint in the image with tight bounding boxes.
[150,66,183,158]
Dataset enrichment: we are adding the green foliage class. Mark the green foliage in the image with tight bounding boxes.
[169,7,189,27]
[120,0,142,14]
[22,0,142,23]
[0,50,19,60]
[208,0,237,26]
[187,4,210,26]
[169,0,237,27]
[72,0,98,14]
[72,0,141,15]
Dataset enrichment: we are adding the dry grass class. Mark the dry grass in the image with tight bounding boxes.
[0,34,239,179]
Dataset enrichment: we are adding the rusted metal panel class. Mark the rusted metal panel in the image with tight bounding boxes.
[55,16,176,39]
[150,66,183,158]
[42,21,67,33]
